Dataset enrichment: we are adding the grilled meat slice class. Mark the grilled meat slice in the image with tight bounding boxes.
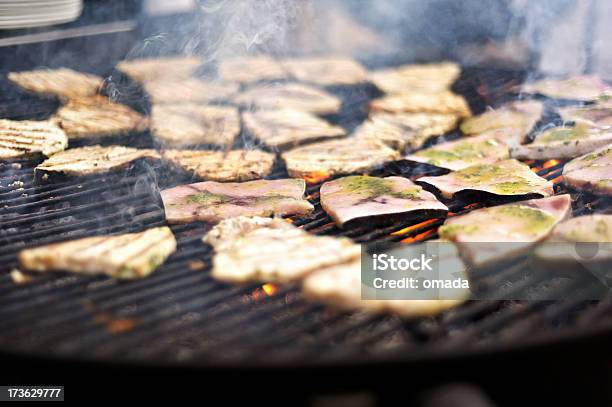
[510,123,612,160]
[18,227,176,279]
[563,145,612,195]
[0,119,67,159]
[521,75,612,101]
[161,178,314,224]
[438,194,572,267]
[52,95,148,140]
[234,83,342,115]
[151,104,240,147]
[370,90,471,118]
[218,56,287,84]
[302,246,468,317]
[36,145,161,176]
[161,149,275,182]
[460,100,543,145]
[116,56,201,82]
[320,175,448,227]
[406,134,509,171]
[242,109,346,150]
[369,62,460,94]
[7,68,103,99]
[549,214,612,242]
[282,137,400,181]
[203,216,360,283]
[417,159,554,199]
[353,112,459,151]
[558,101,612,127]
[282,56,368,86]
[142,79,239,105]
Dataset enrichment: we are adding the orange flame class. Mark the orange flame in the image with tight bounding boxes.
[400,229,437,243]
[262,283,278,296]
[543,159,560,168]
[391,219,437,236]
[303,171,330,184]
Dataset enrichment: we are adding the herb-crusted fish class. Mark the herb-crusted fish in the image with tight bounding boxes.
[36,145,160,176]
[320,175,448,227]
[370,90,471,118]
[161,178,314,224]
[282,56,368,86]
[142,79,239,105]
[217,56,287,84]
[521,75,612,101]
[0,119,67,159]
[8,68,103,99]
[203,216,360,283]
[562,145,612,196]
[234,83,342,115]
[369,62,460,94]
[18,226,176,279]
[558,101,612,127]
[161,149,275,182]
[417,159,554,199]
[116,56,201,82]
[52,95,148,140]
[282,137,400,181]
[406,134,509,171]
[151,104,240,147]
[242,109,346,150]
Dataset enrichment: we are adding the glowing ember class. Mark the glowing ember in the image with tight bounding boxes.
[543,159,560,168]
[303,171,330,184]
[262,283,278,296]
[400,229,437,243]
[552,175,564,184]
[390,219,438,236]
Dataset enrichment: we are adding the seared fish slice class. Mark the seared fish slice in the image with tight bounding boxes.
[52,95,148,140]
[510,123,612,160]
[406,134,509,171]
[242,109,346,150]
[234,83,342,115]
[558,101,612,127]
[282,137,400,180]
[36,145,161,176]
[0,119,67,159]
[282,56,368,86]
[438,194,572,267]
[218,56,287,84]
[320,175,448,227]
[369,62,460,94]
[353,112,460,151]
[370,90,471,118]
[522,75,612,101]
[116,56,201,82]
[203,216,360,283]
[18,226,176,279]
[8,68,103,99]
[142,79,239,105]
[162,149,275,182]
[418,159,554,199]
[563,145,612,196]
[151,104,240,147]
[303,246,468,317]
[161,178,314,224]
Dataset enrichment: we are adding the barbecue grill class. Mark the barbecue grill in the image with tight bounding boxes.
[1,1,612,405]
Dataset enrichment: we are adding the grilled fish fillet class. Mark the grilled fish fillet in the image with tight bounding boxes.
[161,178,314,224]
[151,104,240,147]
[203,216,360,283]
[36,145,161,176]
[52,95,148,140]
[370,90,471,118]
[406,134,509,171]
[417,159,554,199]
[7,68,103,99]
[562,145,612,196]
[460,100,543,145]
[234,83,342,115]
[0,119,67,159]
[18,226,177,279]
[438,194,572,267]
[161,149,275,182]
[282,56,368,86]
[116,56,201,82]
[558,101,612,127]
[217,55,287,84]
[510,123,612,160]
[353,112,460,151]
[282,137,400,180]
[142,79,239,105]
[369,62,460,94]
[242,109,346,150]
[302,248,468,318]
[521,75,612,101]
[320,175,448,227]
